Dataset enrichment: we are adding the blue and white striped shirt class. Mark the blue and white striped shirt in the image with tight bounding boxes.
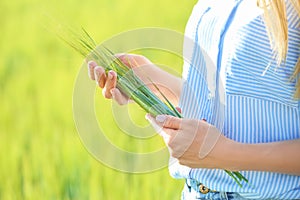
[172,0,300,199]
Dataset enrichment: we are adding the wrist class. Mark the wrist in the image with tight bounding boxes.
[213,137,245,171]
[222,140,267,172]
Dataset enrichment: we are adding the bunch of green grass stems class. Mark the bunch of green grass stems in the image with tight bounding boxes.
[60,28,248,187]
[61,28,181,118]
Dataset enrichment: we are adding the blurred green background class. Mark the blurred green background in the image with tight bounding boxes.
[0,0,197,199]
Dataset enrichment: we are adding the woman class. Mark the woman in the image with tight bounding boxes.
[88,0,300,199]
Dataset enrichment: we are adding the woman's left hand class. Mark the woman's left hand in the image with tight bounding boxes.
[147,114,300,174]
[146,114,232,169]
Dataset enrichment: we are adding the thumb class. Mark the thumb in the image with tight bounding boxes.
[155,115,182,130]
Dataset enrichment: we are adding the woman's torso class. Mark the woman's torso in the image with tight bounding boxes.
[177,0,300,198]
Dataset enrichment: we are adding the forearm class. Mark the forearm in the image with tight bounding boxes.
[223,138,300,175]
[133,65,182,106]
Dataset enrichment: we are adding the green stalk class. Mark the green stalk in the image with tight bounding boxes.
[225,170,243,188]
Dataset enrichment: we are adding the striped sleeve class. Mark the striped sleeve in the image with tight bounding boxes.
[175,0,300,199]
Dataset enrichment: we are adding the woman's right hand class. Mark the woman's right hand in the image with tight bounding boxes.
[87,54,152,105]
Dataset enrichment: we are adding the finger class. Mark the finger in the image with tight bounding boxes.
[117,54,135,68]
[87,61,97,80]
[94,66,107,88]
[110,88,129,105]
[161,128,177,138]
[103,70,117,98]
[155,115,183,130]
[116,54,144,68]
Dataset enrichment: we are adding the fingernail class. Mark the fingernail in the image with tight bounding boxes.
[156,115,166,123]
[108,71,114,79]
[88,61,97,68]
[145,114,150,120]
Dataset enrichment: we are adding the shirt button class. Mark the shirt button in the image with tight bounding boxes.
[208,93,212,100]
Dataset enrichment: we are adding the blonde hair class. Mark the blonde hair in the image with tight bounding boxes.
[258,0,300,98]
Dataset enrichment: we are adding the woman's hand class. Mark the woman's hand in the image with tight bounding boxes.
[146,114,300,175]
[87,54,152,105]
[146,114,231,169]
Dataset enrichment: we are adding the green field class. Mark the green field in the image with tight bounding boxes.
[0,0,197,199]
